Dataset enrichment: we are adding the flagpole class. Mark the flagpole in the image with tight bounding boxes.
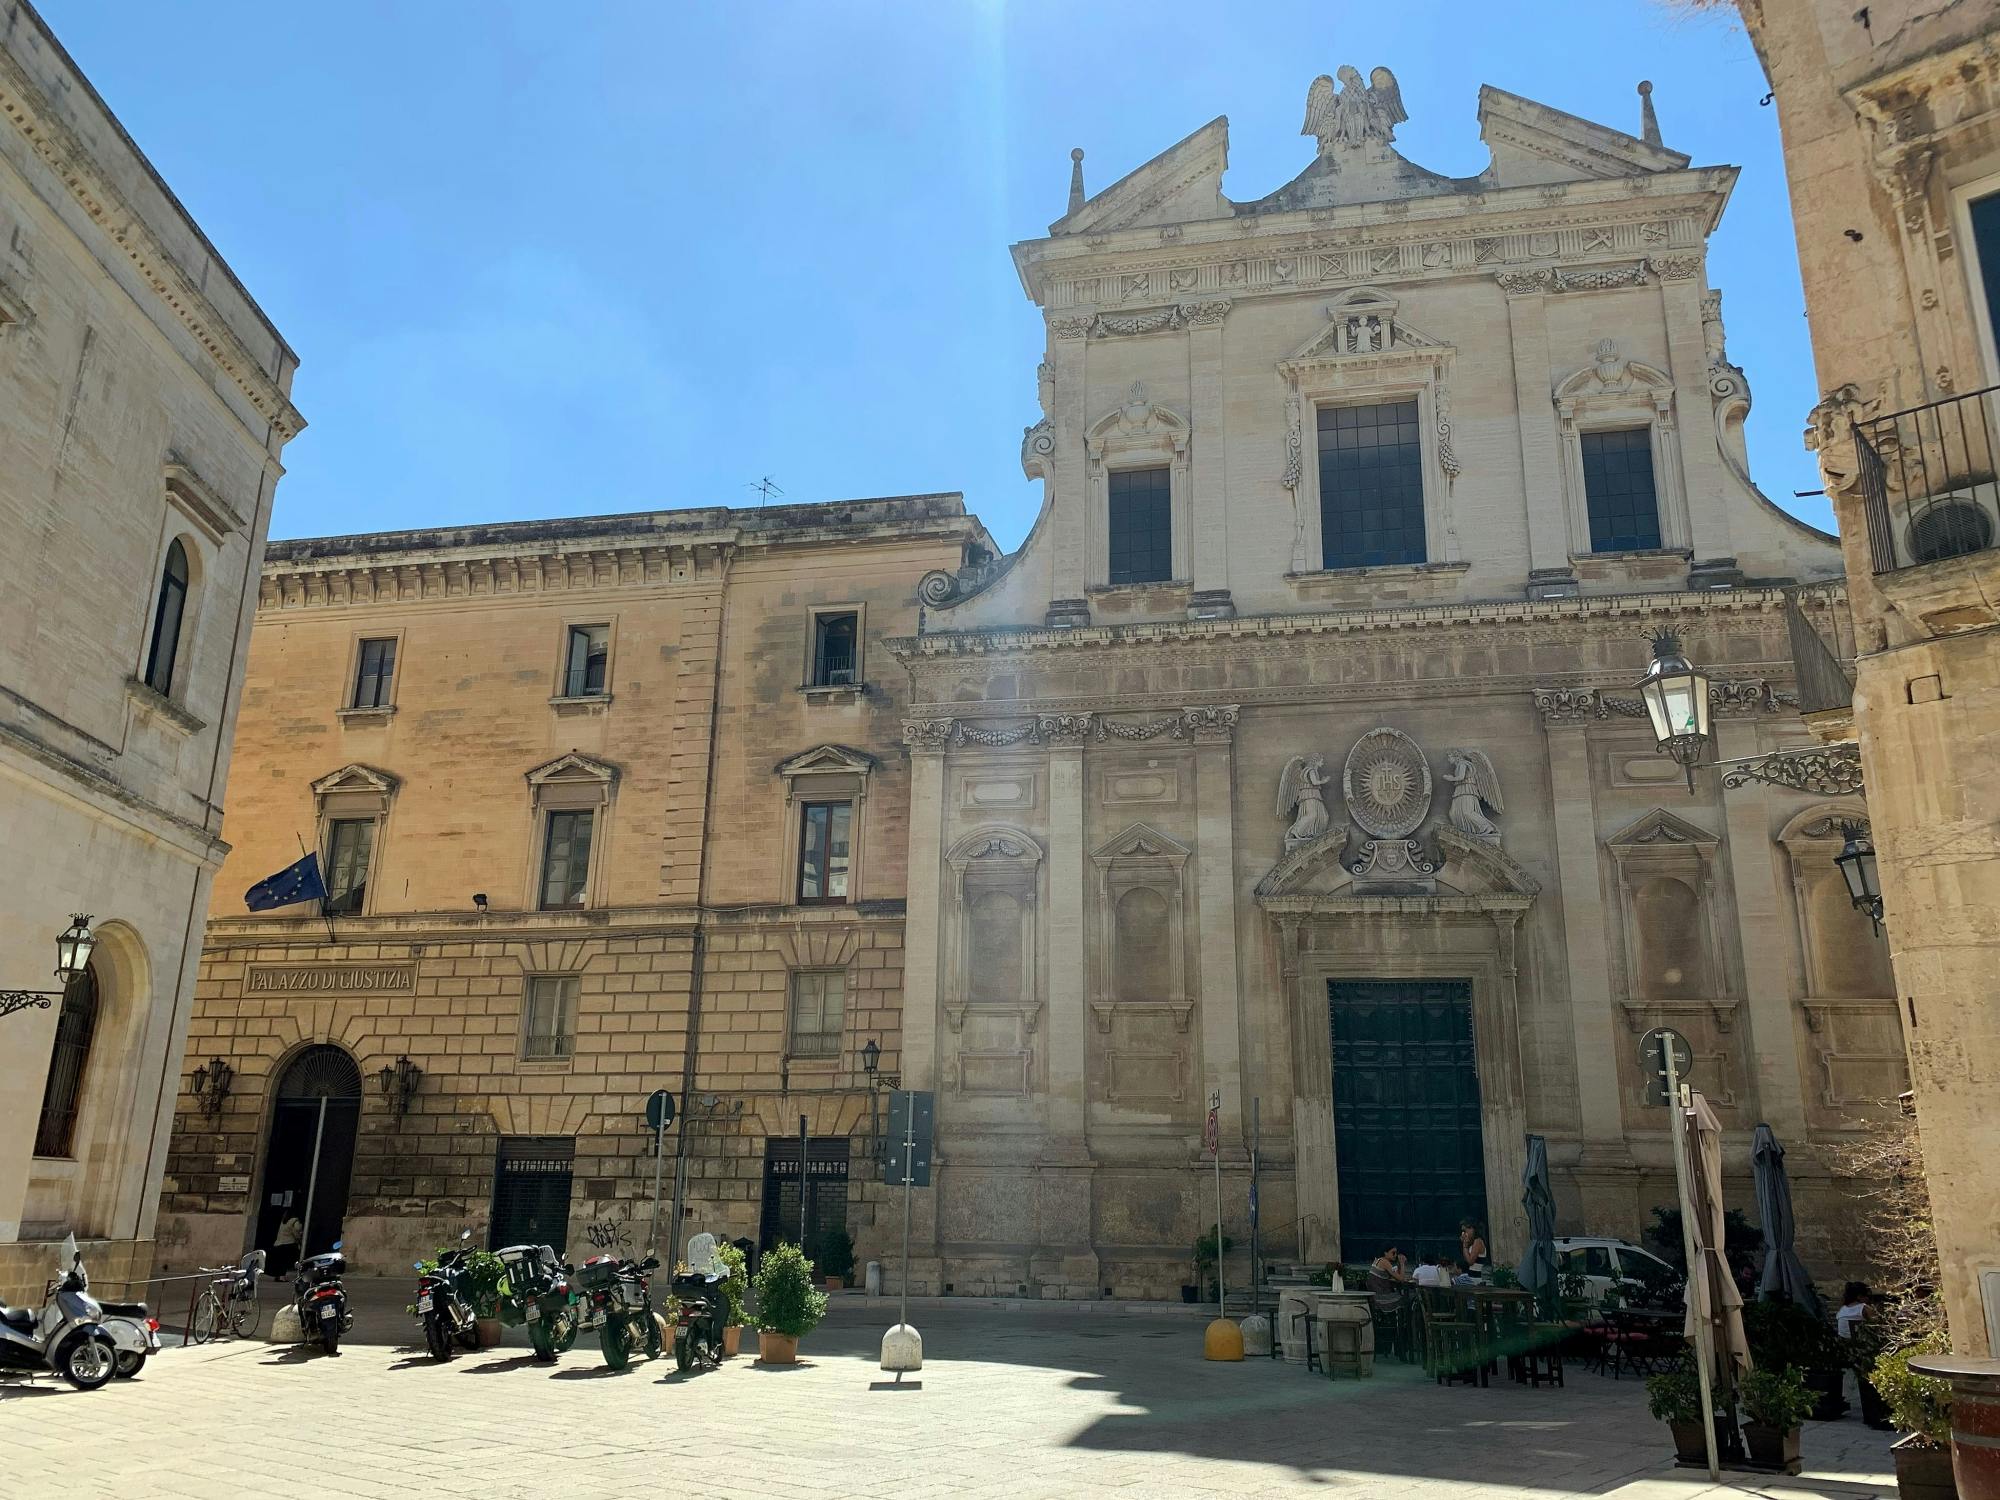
[298,832,336,946]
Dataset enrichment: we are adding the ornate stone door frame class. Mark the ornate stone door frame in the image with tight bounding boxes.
[1260,827,1536,1263]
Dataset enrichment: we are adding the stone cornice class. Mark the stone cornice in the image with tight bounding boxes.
[886,585,1830,661]
[0,50,304,440]
[1019,172,1730,312]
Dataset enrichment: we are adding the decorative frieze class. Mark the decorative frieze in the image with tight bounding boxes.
[904,704,1241,753]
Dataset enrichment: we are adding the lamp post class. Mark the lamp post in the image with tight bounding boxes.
[1636,631,1713,793]
[861,1037,899,1163]
[1835,823,1884,933]
[2,915,96,1021]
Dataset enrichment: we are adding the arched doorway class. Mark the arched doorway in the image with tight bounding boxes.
[255,1045,362,1267]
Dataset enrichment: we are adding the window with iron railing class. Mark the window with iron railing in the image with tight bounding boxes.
[1855,385,2000,572]
[787,969,845,1059]
[521,975,577,1061]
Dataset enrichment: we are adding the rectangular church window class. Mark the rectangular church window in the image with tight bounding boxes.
[1581,427,1663,552]
[1319,399,1426,569]
[1106,466,1173,585]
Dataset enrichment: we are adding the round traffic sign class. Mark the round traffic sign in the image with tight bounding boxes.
[644,1088,676,1131]
[1639,1026,1694,1080]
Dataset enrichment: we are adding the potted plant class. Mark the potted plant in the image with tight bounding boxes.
[1873,1339,1957,1500]
[1192,1224,1234,1303]
[752,1242,828,1365]
[460,1247,508,1348]
[1647,1357,1733,1467]
[715,1240,749,1357]
[1745,1298,1848,1421]
[1740,1365,1816,1474]
[1558,1267,1595,1321]
[814,1227,856,1291]
[1487,1263,1520,1290]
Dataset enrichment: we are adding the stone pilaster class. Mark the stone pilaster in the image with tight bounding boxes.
[1502,286,1574,581]
[899,719,952,1094]
[1715,716,1809,1138]
[1048,318,1091,604]
[1185,304,1230,605]
[1039,712,1093,1156]
[1188,705,1244,1150]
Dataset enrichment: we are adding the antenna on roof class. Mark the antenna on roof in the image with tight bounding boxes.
[747,476,785,506]
[1068,147,1086,215]
[1638,80,1662,149]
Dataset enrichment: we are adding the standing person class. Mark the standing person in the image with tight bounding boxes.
[271,1212,304,1277]
[1459,1219,1489,1272]
[1836,1281,1872,1341]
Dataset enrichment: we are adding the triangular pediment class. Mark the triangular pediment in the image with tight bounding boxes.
[1091,822,1192,869]
[1477,85,1690,189]
[1050,117,1231,236]
[774,743,877,778]
[524,751,619,789]
[310,762,399,797]
[1606,807,1718,853]
[1280,287,1450,374]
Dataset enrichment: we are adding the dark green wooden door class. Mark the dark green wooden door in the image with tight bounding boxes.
[1329,979,1487,1266]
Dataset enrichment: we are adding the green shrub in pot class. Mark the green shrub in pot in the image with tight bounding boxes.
[1740,1366,1817,1431]
[753,1242,829,1340]
[1871,1337,1954,1449]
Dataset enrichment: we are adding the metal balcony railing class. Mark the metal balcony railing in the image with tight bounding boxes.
[1855,385,2000,572]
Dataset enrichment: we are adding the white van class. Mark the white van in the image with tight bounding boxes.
[1550,1236,1681,1307]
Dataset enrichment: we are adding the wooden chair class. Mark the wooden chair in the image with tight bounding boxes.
[1286,1302,1322,1375]
[1419,1287,1485,1386]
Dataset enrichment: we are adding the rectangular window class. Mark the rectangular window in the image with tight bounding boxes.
[1106,465,1174,585]
[324,818,375,915]
[1970,190,2000,362]
[1581,427,1664,552]
[811,611,858,686]
[1318,399,1427,570]
[351,637,397,708]
[563,625,609,698]
[521,975,578,1061]
[787,970,845,1059]
[796,801,852,904]
[539,809,595,910]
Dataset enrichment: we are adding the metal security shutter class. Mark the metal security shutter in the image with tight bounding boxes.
[758,1137,849,1253]
[490,1137,575,1252]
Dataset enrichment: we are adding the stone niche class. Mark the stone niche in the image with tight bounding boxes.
[1088,822,1196,1120]
[940,826,1044,1103]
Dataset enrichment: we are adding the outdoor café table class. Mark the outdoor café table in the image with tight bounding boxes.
[1454,1286,1537,1377]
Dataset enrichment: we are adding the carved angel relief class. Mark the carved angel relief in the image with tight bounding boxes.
[1276,753,1334,851]
[1271,731,1507,883]
[1442,749,1504,845]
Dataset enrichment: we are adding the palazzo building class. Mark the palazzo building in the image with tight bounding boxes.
[889,71,1898,1297]
[0,2,302,1299]
[1742,0,2000,1356]
[153,498,987,1277]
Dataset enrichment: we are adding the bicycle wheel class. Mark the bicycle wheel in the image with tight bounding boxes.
[189,1291,223,1345]
[228,1288,261,1339]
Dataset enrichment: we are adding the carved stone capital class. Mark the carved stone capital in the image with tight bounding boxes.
[1178,298,1233,327]
[1533,687,1599,725]
[1651,254,1701,282]
[1182,703,1241,743]
[902,718,954,754]
[1036,712,1096,749]
[1051,315,1095,341]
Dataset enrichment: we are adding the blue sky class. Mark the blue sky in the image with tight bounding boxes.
[45,0,1832,546]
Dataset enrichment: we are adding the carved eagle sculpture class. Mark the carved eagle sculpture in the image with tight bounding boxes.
[1302,65,1407,154]
[1442,748,1503,845]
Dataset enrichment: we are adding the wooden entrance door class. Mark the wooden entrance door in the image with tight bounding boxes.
[1328,979,1487,1266]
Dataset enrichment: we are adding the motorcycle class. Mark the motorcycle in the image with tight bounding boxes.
[415,1230,481,1361]
[573,1253,663,1370]
[0,1243,118,1390]
[669,1233,728,1373]
[96,1298,161,1379]
[495,1243,578,1362]
[291,1244,351,1355]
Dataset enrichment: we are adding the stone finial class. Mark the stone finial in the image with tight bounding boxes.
[1638,80,1662,148]
[1068,148,1086,215]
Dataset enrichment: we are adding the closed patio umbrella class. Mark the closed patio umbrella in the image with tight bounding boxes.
[1751,1123,1822,1317]
[1684,1091,1753,1384]
[1519,1133,1559,1320]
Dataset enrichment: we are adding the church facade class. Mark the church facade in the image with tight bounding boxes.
[889,72,1896,1297]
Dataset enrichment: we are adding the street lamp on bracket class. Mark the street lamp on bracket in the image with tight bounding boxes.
[1636,631,1712,793]
[861,1038,901,1163]
[1834,823,1884,933]
[2,915,97,1021]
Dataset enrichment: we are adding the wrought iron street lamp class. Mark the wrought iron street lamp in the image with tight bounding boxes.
[190,1057,235,1120]
[377,1055,423,1120]
[1636,632,1712,793]
[2,915,96,1021]
[1835,823,1884,933]
[861,1037,899,1162]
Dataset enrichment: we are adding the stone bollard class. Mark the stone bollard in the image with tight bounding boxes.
[1240,1313,1272,1357]
[269,1304,302,1344]
[881,1322,923,1372]
[1204,1317,1245,1362]
[865,1260,883,1296]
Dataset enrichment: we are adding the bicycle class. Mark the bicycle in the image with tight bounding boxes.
[187,1250,266,1344]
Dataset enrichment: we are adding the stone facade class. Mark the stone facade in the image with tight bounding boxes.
[890,72,1900,1298]
[155,499,985,1279]
[1741,1,2000,1356]
[0,2,302,1300]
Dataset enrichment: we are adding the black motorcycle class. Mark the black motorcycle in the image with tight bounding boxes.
[496,1243,578,1362]
[574,1253,662,1370]
[293,1245,351,1356]
[415,1231,481,1360]
[669,1264,727,1372]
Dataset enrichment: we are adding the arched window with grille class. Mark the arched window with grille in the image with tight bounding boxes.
[144,538,190,695]
[35,963,99,1157]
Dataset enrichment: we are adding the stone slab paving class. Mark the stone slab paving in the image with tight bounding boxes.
[2,1295,1900,1500]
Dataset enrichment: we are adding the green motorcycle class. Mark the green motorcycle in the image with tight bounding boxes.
[574,1253,663,1369]
[495,1243,579,1362]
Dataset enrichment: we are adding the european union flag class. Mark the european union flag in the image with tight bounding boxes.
[244,853,327,912]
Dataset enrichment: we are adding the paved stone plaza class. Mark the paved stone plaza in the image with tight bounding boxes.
[2,1296,1898,1500]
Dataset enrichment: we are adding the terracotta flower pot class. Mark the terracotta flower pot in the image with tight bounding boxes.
[1891,1436,1960,1500]
[1743,1422,1803,1475]
[758,1331,799,1365]
[722,1324,741,1357]
[824,1276,844,1292]
[1669,1421,1710,1466]
[475,1316,503,1348]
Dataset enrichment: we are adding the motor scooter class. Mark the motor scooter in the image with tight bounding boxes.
[95,1299,161,1378]
[0,1242,118,1389]
[291,1243,352,1355]
[670,1233,728,1372]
